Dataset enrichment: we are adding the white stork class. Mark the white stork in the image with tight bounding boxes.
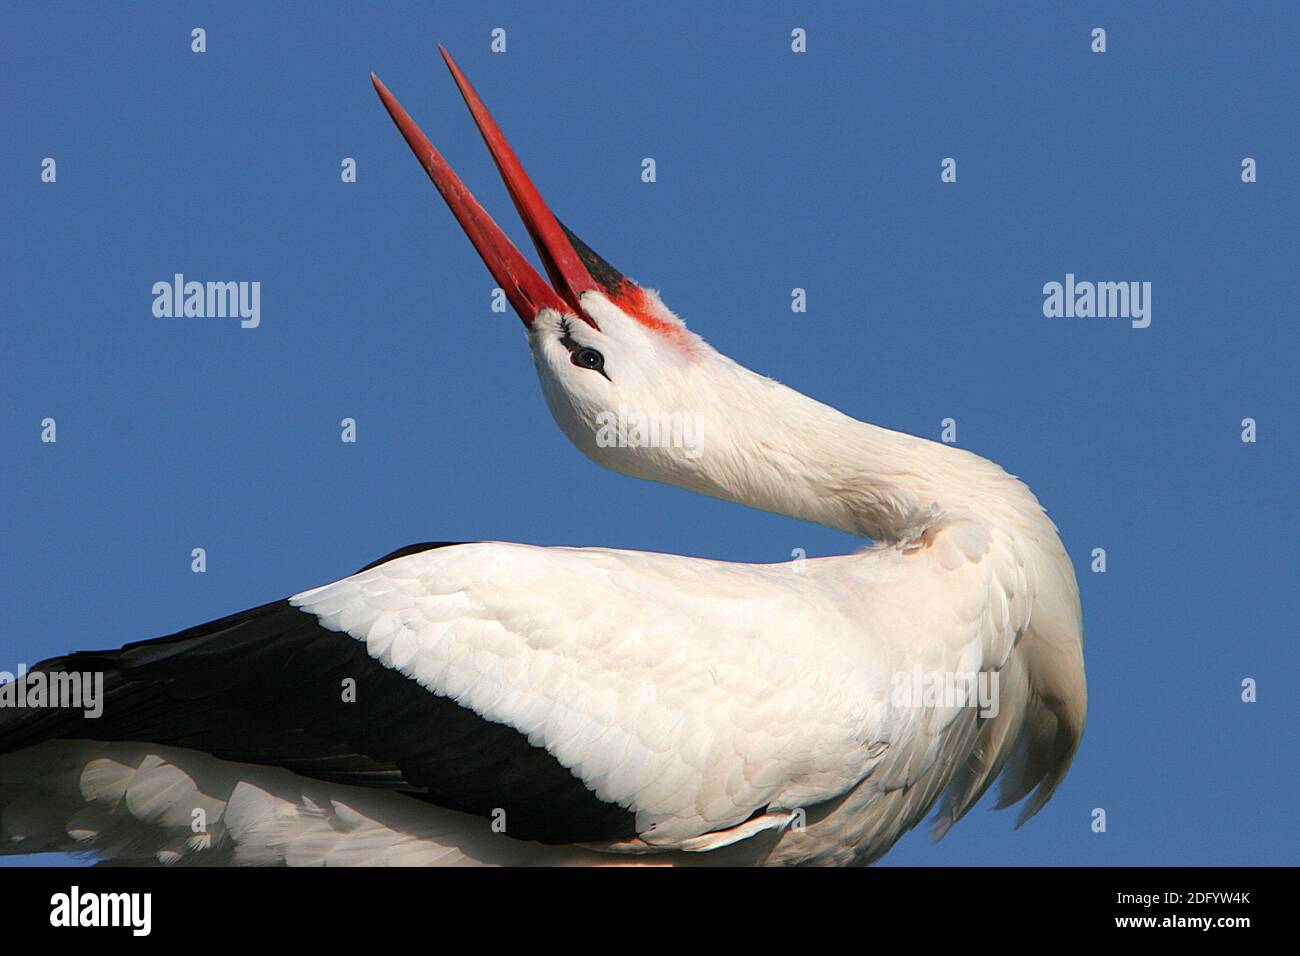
[0,48,1085,866]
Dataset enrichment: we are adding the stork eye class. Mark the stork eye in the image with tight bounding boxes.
[571,347,605,373]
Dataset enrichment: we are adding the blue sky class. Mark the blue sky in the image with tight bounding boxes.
[2,2,1296,866]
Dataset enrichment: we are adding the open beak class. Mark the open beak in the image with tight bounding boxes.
[371,47,600,330]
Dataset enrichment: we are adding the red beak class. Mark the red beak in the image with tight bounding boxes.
[371,49,600,330]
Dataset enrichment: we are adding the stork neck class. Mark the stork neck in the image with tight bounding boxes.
[702,361,1034,543]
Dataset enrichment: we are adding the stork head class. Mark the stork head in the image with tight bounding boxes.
[372,49,730,493]
[372,48,1046,542]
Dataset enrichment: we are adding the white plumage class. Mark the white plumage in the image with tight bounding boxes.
[290,534,1019,856]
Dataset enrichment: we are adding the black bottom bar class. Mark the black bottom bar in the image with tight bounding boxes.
[0,865,1284,940]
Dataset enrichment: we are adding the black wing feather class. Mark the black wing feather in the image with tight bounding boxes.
[0,542,637,845]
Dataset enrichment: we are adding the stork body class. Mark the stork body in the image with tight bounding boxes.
[0,49,1085,866]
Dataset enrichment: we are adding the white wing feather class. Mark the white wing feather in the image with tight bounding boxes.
[289,519,1032,860]
[1,517,1038,866]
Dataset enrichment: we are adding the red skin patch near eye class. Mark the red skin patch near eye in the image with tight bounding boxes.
[558,224,691,345]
